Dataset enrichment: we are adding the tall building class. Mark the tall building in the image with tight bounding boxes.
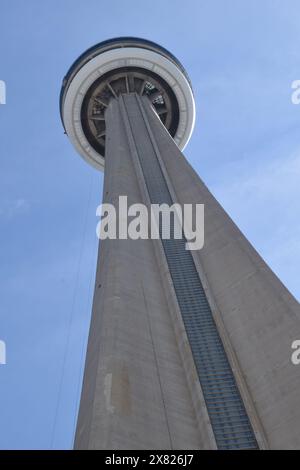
[60,38,300,450]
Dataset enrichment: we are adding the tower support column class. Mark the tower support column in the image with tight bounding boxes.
[74,94,215,450]
[61,37,300,452]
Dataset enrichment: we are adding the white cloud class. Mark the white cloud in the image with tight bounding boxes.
[214,151,300,216]
[0,198,30,218]
[211,151,300,300]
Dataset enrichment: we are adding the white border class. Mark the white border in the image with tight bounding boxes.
[63,47,195,171]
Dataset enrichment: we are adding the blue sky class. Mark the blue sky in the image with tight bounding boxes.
[0,0,299,449]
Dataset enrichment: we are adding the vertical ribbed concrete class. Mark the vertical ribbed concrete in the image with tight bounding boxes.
[74,95,212,450]
[75,94,300,450]
[119,94,258,449]
[138,95,300,449]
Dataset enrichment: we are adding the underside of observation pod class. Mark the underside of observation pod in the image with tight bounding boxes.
[60,37,195,170]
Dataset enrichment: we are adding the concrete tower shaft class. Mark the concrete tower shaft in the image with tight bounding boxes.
[61,39,300,450]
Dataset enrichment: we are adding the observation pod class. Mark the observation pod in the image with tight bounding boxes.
[60,37,195,170]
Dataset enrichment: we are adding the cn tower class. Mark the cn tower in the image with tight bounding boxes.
[60,38,300,450]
